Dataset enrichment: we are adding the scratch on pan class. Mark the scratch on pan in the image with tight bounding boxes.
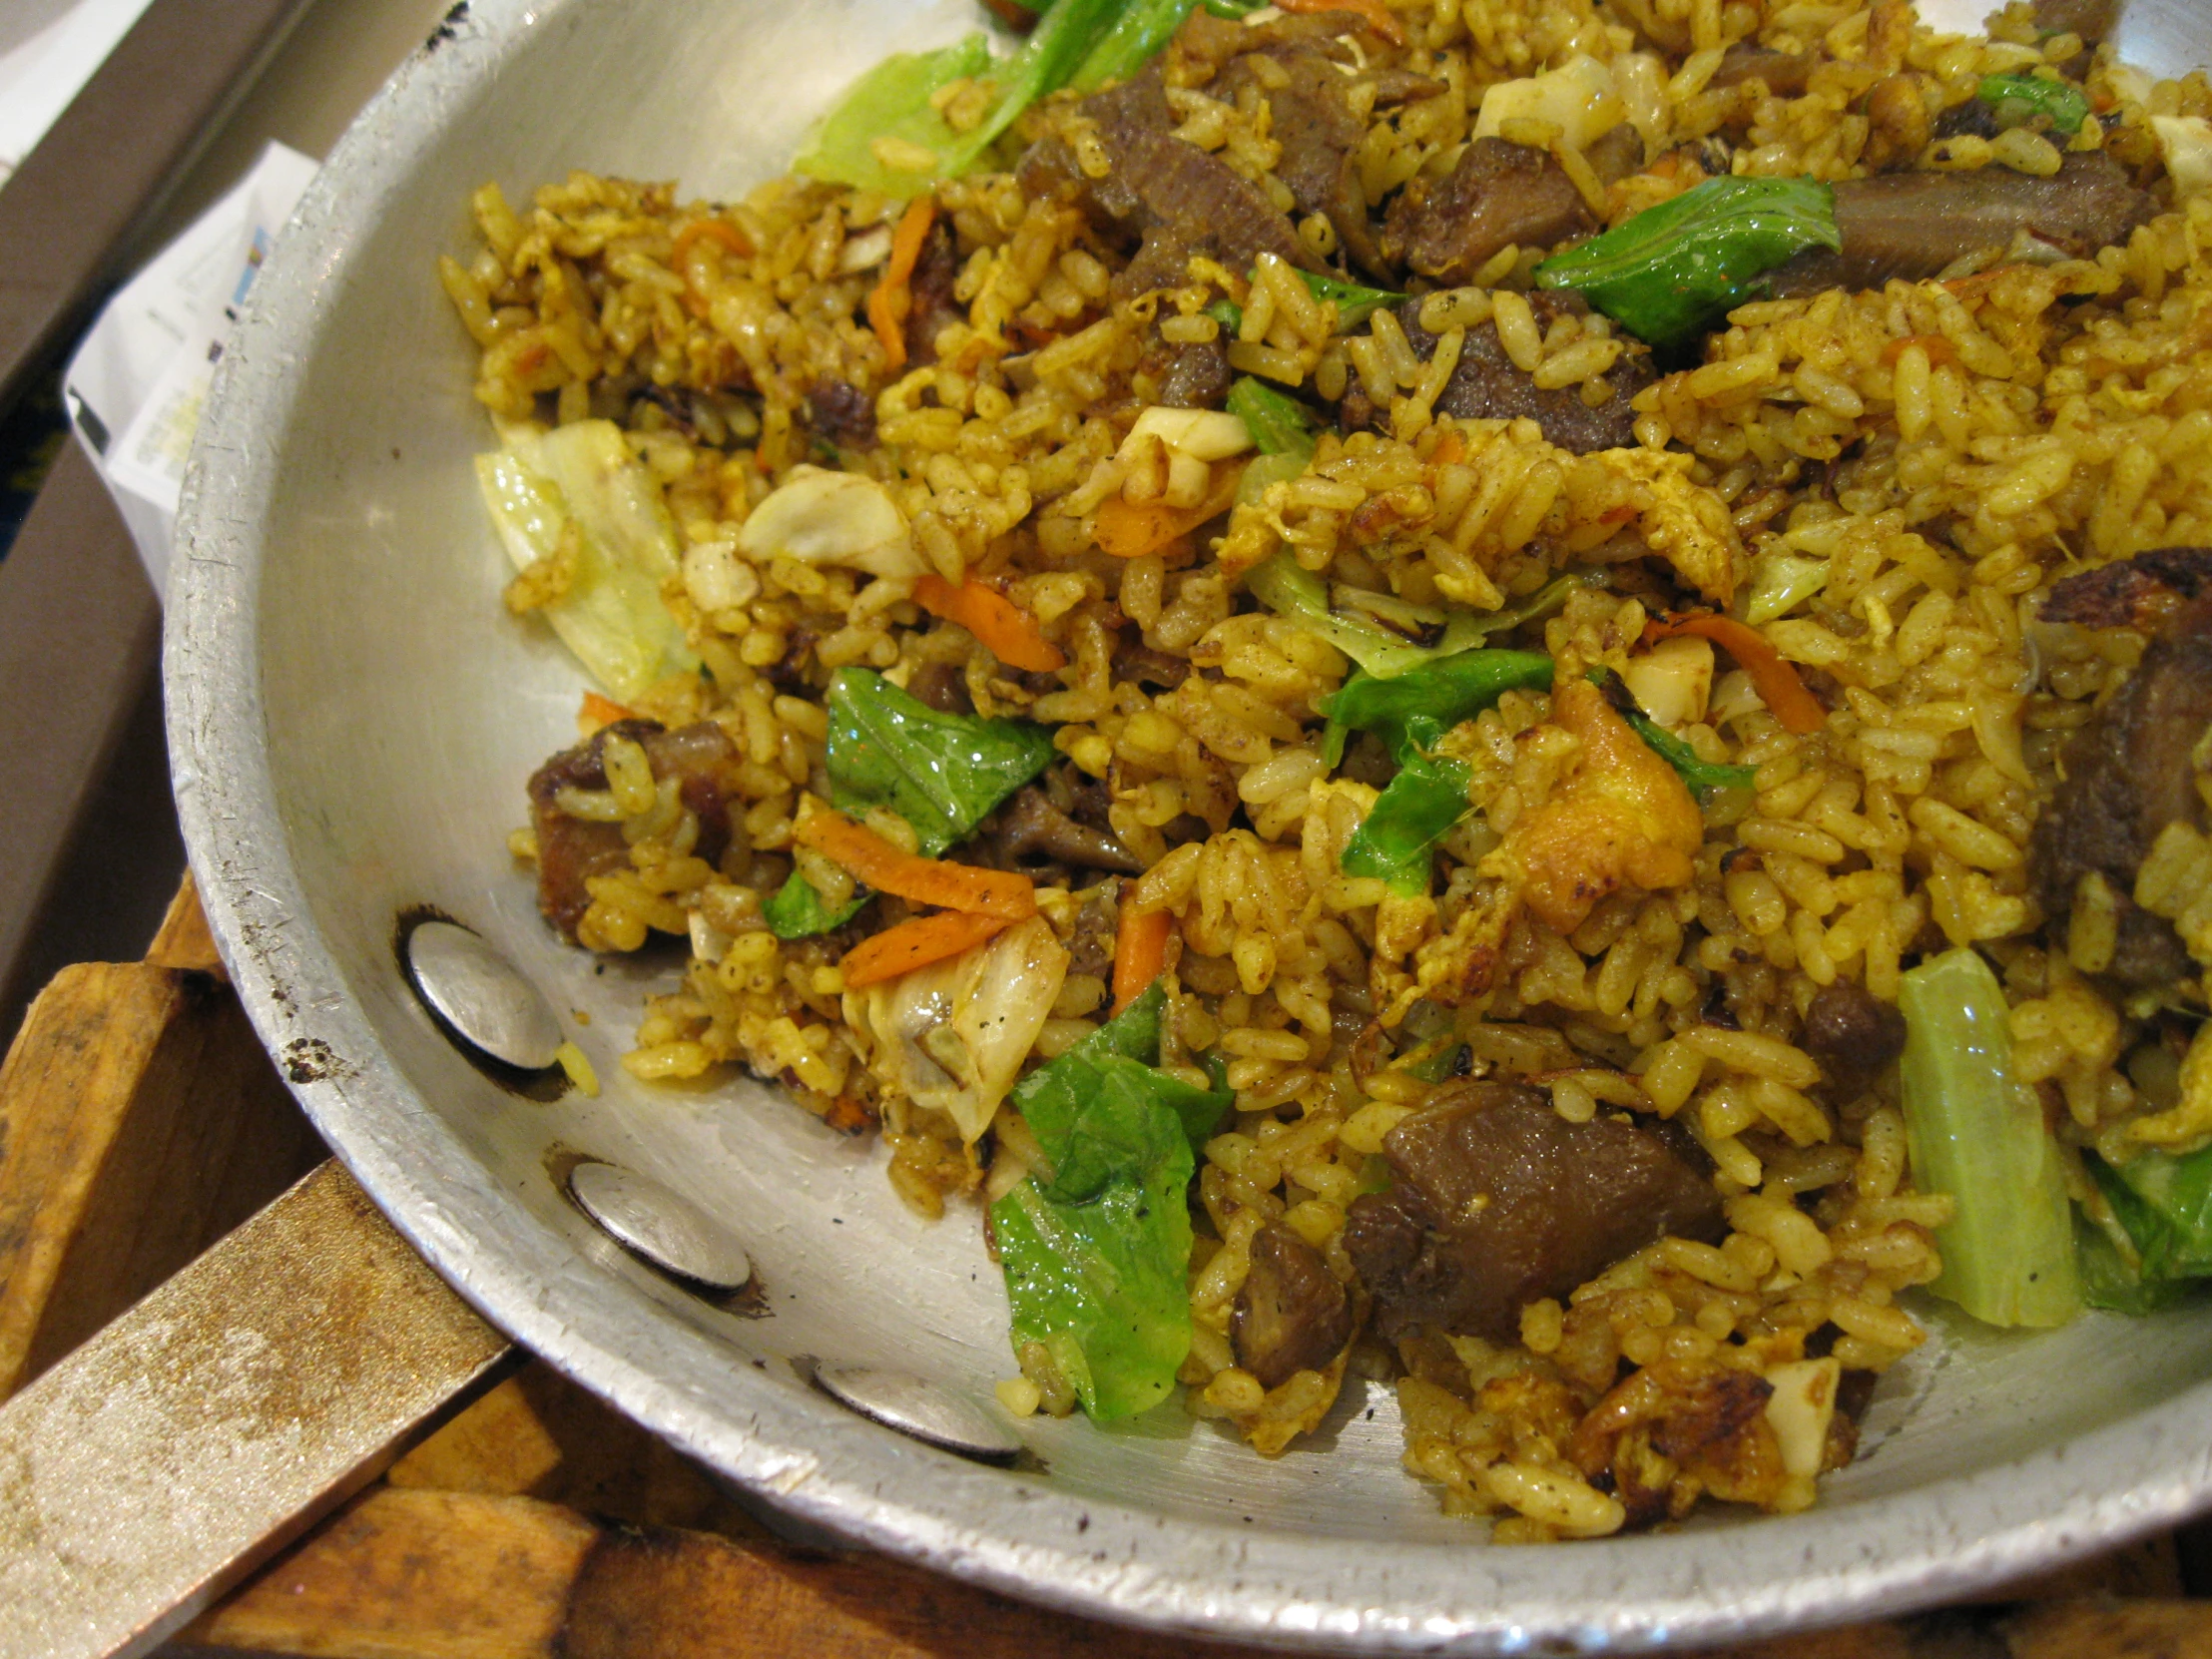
[763,1451,821,1494]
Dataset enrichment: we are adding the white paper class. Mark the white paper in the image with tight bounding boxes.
[63,140,319,592]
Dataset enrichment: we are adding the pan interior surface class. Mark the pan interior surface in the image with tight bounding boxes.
[169,0,2212,1647]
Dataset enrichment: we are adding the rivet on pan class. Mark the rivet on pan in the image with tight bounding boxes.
[814,1366,1021,1463]
[404,919,564,1072]
[569,1162,754,1291]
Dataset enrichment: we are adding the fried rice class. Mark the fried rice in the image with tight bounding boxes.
[442,0,2212,1540]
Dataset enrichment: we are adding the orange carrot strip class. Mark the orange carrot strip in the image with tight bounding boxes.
[913,574,1066,672]
[1093,464,1246,558]
[1645,613,1827,735]
[579,691,639,733]
[671,218,754,267]
[1112,906,1174,1015]
[868,196,937,373]
[841,910,1011,988]
[1275,0,1404,43]
[1428,430,1466,467]
[1881,333,1957,369]
[795,810,1036,919]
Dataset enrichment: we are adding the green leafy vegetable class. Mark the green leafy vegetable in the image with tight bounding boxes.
[797,0,1125,196]
[1395,1000,1466,1083]
[1251,558,1586,684]
[1323,648,1555,762]
[1341,751,1475,895]
[1976,71,2090,136]
[1301,270,1405,330]
[991,983,1233,1419]
[1200,0,1265,14]
[791,34,995,198]
[766,669,1055,938]
[1324,650,1554,894]
[1621,710,1757,796]
[1535,176,1841,353]
[1072,0,1200,92]
[1206,296,1244,333]
[2086,1140,2212,1280]
[1899,947,2082,1329]
[2075,1188,2192,1316]
[476,421,698,704]
[1226,376,1319,460]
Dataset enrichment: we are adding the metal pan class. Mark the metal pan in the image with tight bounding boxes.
[158,0,2212,1649]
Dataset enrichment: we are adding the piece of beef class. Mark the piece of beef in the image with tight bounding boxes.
[986,785,1145,874]
[1769,152,2152,296]
[1217,36,1387,277]
[1382,138,1595,286]
[904,661,974,716]
[1173,6,1360,77]
[1932,96,2001,143]
[2040,546,2212,631]
[1064,878,1122,981]
[2032,0,2115,43]
[1152,334,1232,408]
[1799,979,1908,1104]
[1707,43,1813,97]
[903,220,965,367]
[1017,66,1314,300]
[2032,555,2212,987]
[1233,1224,1354,1387]
[807,378,876,449]
[528,720,741,942]
[1347,295,1652,453]
[1343,1082,1724,1343]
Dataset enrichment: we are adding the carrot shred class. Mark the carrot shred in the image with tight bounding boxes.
[795,809,1036,919]
[913,574,1066,672]
[841,910,1011,988]
[1428,430,1466,468]
[1645,613,1827,735]
[1093,463,1246,558]
[579,691,639,735]
[1112,906,1174,1015]
[1274,0,1404,44]
[671,217,754,268]
[1880,333,1957,369]
[868,196,937,374]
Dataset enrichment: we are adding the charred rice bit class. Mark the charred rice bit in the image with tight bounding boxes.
[449,0,2212,1540]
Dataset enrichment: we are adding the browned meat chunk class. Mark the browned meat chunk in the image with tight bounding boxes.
[2033,0,2115,44]
[1769,153,2152,296]
[1017,67,1314,300]
[1151,334,1231,408]
[1800,979,1907,1103]
[1172,7,1359,77]
[2032,555,2212,986]
[986,784,1144,874]
[1382,137,1595,286]
[902,219,965,366]
[2040,546,2212,631]
[1233,1224,1354,1387]
[1707,43,1812,97]
[807,378,875,449]
[1343,295,1653,453]
[903,660,974,716]
[1217,36,1386,277]
[1342,1082,1724,1343]
[527,720,741,942]
[1064,878,1121,982]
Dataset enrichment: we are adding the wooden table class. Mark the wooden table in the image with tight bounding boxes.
[4,878,2209,1659]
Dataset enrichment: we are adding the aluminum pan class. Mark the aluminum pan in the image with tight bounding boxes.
[168,0,2212,1647]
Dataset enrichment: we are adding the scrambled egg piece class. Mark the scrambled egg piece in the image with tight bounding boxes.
[1602,448,1741,607]
[1483,680,1703,934]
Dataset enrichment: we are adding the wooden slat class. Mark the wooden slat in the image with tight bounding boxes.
[0,878,318,1398]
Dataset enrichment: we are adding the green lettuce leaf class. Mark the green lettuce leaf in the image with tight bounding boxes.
[2088,1140,2212,1281]
[991,982,1231,1420]
[1339,745,1473,897]
[1899,947,2082,1329]
[1535,176,1840,353]
[766,668,1055,939]
[792,34,994,198]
